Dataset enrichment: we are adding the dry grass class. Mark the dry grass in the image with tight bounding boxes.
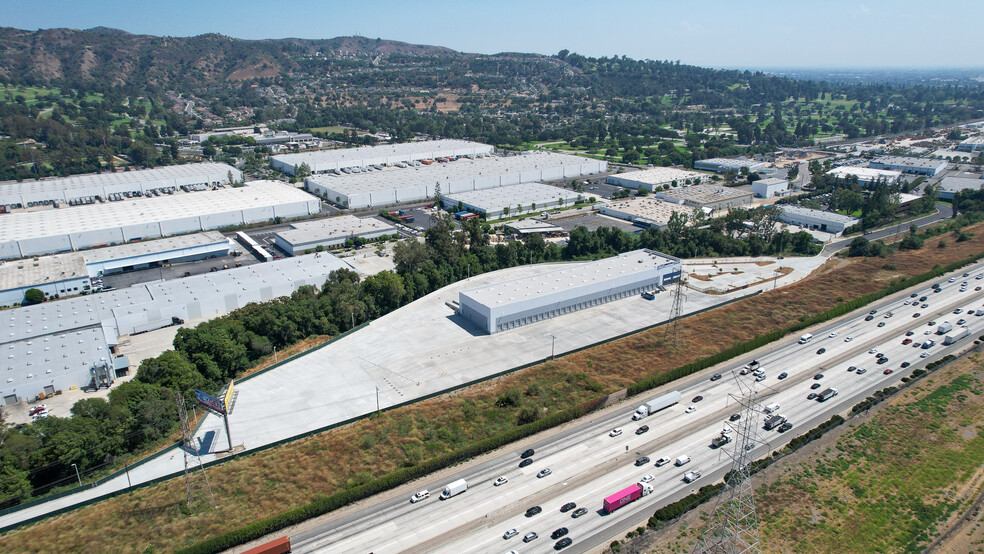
[4,225,984,552]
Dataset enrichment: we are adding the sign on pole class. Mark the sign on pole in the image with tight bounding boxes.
[223,380,235,413]
[195,389,226,415]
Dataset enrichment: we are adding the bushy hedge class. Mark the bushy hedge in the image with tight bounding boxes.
[648,483,725,524]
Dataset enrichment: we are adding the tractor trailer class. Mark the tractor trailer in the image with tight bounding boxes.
[633,391,682,420]
[944,327,970,345]
[603,482,654,513]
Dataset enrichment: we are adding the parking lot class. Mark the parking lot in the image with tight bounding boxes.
[102,250,260,289]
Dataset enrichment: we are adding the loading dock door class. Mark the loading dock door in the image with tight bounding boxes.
[3,394,18,406]
[43,385,55,397]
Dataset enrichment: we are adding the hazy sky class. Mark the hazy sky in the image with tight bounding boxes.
[5,0,983,69]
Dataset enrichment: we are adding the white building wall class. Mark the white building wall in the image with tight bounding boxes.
[19,235,73,257]
[70,228,126,250]
[121,222,164,242]
[159,216,203,236]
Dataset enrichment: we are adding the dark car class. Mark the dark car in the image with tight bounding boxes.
[906,331,915,336]
[807,392,819,400]
[526,506,542,517]
[778,422,793,433]
[692,395,704,403]
[901,362,911,368]
[778,372,788,380]
[710,373,722,381]
[919,296,928,302]
[635,456,651,466]
[883,368,894,375]
[877,357,889,364]
[910,293,918,297]
[913,313,921,318]
[636,425,650,435]
[519,458,534,468]
[729,413,741,422]
[848,365,857,372]
[555,537,573,550]
[811,383,822,390]
[521,448,535,459]
[865,315,875,321]
[816,348,826,355]
[571,507,588,518]
[560,502,577,513]
[877,321,886,327]
[814,373,824,380]
[551,527,569,540]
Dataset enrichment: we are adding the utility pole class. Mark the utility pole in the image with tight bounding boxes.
[375,386,380,414]
[71,463,82,487]
[176,394,216,511]
[666,273,687,347]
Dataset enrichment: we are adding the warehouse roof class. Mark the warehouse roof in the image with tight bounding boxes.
[829,166,902,181]
[444,182,579,210]
[755,177,788,186]
[870,156,946,169]
[696,157,764,169]
[81,231,230,264]
[503,220,565,234]
[609,167,706,186]
[959,136,984,146]
[659,184,752,205]
[271,140,491,168]
[780,205,860,225]
[2,326,111,376]
[306,152,594,196]
[461,249,678,306]
[939,176,984,194]
[0,253,88,291]
[275,216,397,245]
[601,197,695,223]
[0,181,316,242]
[0,163,238,194]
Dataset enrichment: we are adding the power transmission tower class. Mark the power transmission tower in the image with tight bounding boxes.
[665,273,687,347]
[176,394,216,511]
[693,374,762,554]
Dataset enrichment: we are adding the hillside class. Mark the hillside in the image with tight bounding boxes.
[0,26,457,88]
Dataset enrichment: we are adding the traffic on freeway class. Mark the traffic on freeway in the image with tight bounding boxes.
[291,266,984,554]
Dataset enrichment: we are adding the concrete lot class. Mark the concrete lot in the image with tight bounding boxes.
[548,212,640,233]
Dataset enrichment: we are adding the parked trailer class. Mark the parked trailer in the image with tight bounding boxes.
[243,536,290,554]
[603,482,653,513]
[633,391,682,420]
[944,327,970,345]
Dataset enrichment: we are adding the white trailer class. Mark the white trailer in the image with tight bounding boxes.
[944,327,970,345]
[633,391,682,420]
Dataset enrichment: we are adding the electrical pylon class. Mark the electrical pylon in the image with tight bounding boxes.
[665,273,687,347]
[693,372,762,554]
[176,394,217,511]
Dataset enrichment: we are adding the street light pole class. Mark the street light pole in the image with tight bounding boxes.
[545,333,556,360]
[71,463,82,487]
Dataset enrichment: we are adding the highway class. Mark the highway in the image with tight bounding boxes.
[290,264,984,554]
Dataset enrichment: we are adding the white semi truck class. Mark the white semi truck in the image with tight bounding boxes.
[633,391,682,420]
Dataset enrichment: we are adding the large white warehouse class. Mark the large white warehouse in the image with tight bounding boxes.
[442,182,582,220]
[271,140,494,175]
[599,198,695,229]
[0,252,353,405]
[0,163,241,210]
[606,167,707,191]
[274,216,397,255]
[459,249,682,334]
[305,151,606,210]
[0,181,320,259]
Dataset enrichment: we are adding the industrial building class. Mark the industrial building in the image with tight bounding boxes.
[751,177,789,198]
[605,167,706,191]
[459,249,682,334]
[654,184,753,211]
[0,254,93,307]
[502,220,566,235]
[829,166,903,185]
[0,181,319,260]
[271,140,494,175]
[693,157,767,173]
[938,176,984,201]
[305,151,605,210]
[868,156,948,176]
[274,216,397,255]
[599,198,696,229]
[0,252,353,405]
[441,182,581,220]
[779,205,859,235]
[956,136,984,153]
[0,163,242,210]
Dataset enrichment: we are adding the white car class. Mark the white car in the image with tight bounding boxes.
[829,332,837,338]
[609,428,623,437]
[493,476,508,486]
[868,348,878,354]
[503,528,519,540]
[921,352,930,358]
[685,406,697,413]
[410,490,430,503]
[844,336,853,342]
[755,374,766,382]
[904,300,911,305]
[640,474,655,483]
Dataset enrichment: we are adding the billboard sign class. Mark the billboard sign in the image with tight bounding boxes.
[195,389,226,415]
[223,380,235,413]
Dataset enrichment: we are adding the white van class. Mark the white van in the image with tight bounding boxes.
[798,333,813,344]
[675,455,692,466]
[764,403,780,414]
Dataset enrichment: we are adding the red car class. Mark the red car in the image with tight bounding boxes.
[28,404,47,416]
[902,338,912,345]
[883,369,894,375]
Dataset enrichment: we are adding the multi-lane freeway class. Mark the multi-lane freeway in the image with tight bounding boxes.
[291,266,984,554]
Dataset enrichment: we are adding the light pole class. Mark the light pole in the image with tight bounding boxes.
[545,333,556,360]
[71,463,82,487]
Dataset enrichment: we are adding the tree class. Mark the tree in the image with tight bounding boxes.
[433,182,442,204]
[23,288,44,305]
[202,143,217,158]
[295,162,311,179]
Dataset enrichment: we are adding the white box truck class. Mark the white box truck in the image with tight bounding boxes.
[937,321,953,335]
[675,455,692,466]
[440,479,468,500]
[633,391,682,420]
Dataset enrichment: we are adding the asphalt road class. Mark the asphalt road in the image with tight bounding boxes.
[289,263,984,554]
[822,203,953,256]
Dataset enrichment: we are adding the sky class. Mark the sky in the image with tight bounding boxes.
[4,0,983,70]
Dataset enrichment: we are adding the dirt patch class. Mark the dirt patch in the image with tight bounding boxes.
[4,224,984,552]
